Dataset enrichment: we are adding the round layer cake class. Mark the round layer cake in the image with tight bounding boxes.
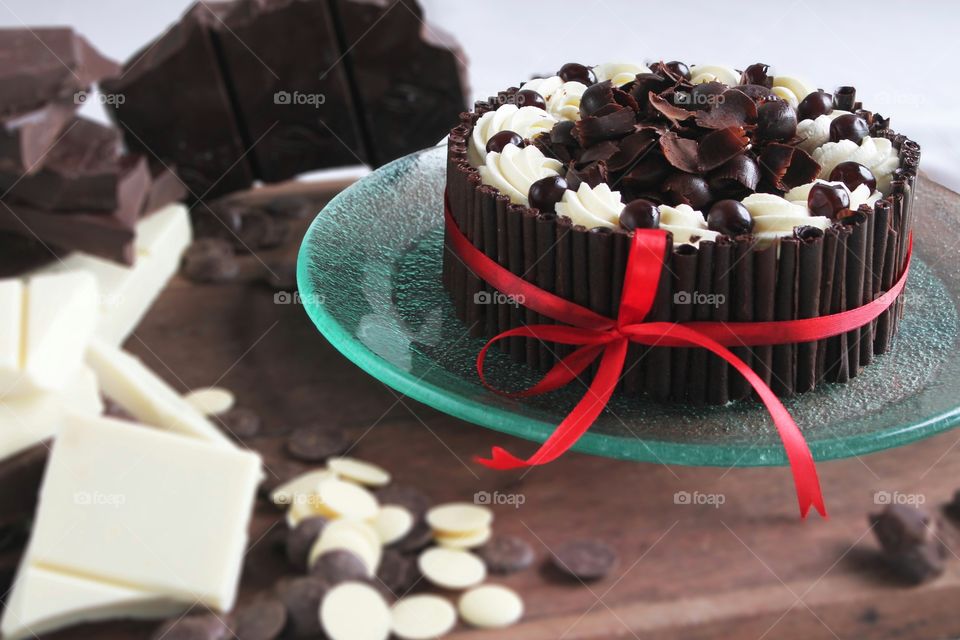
[443,61,919,404]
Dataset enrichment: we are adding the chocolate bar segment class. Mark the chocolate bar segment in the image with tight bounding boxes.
[214,0,368,180]
[0,102,73,175]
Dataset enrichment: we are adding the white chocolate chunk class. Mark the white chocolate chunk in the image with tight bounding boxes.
[458,584,524,629]
[328,457,391,487]
[436,526,492,550]
[24,413,261,611]
[0,565,187,640]
[373,505,414,545]
[0,279,23,392]
[309,519,381,575]
[391,595,457,640]
[270,468,336,507]
[321,582,391,640]
[316,476,380,520]
[426,503,494,536]
[418,547,487,590]
[86,339,233,447]
[184,387,235,416]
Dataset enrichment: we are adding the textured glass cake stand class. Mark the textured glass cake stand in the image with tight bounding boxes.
[298,146,960,467]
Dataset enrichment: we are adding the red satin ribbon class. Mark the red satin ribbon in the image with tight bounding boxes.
[445,197,912,519]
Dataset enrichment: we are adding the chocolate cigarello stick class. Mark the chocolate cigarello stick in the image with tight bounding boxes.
[610,230,635,393]
[480,187,499,339]
[772,237,799,396]
[708,238,732,404]
[535,212,558,369]
[796,231,824,393]
[871,200,891,296]
[859,205,876,368]
[521,210,540,369]
[729,237,755,400]
[688,240,716,404]
[463,185,485,337]
[586,227,614,382]
[753,243,777,390]
[645,237,673,401]
[554,218,574,363]
[495,199,510,353]
[888,189,907,340]
[670,245,698,401]
[875,228,898,354]
[816,228,839,385]
[826,225,850,382]
[505,204,524,361]
[844,214,868,377]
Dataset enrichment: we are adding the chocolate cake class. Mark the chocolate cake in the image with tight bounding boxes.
[443,61,919,403]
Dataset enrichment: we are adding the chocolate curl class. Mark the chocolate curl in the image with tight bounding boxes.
[577,140,618,166]
[574,108,636,147]
[648,92,694,127]
[729,237,755,400]
[521,211,540,369]
[816,228,840,384]
[859,205,877,368]
[644,238,673,401]
[659,131,699,173]
[834,86,856,111]
[752,244,778,389]
[694,88,758,129]
[698,127,750,171]
[843,213,869,378]
[607,130,659,174]
[670,245,699,401]
[796,230,824,393]
[758,143,821,191]
[825,226,851,382]
[688,240,716,404]
[707,238,732,404]
[772,238,799,397]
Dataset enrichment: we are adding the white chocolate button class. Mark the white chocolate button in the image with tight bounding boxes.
[417,548,486,590]
[327,457,391,487]
[373,505,414,545]
[310,519,381,576]
[316,477,379,520]
[390,594,457,639]
[270,469,336,507]
[436,526,492,550]
[285,494,325,529]
[321,582,390,640]
[426,503,493,537]
[458,585,524,629]
[183,387,235,416]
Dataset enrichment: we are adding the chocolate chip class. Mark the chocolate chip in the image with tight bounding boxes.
[871,505,934,553]
[375,485,431,519]
[551,539,618,581]
[311,549,369,585]
[376,548,420,595]
[234,597,287,640]
[884,543,948,585]
[286,516,328,570]
[218,407,262,440]
[285,426,351,463]
[393,518,433,554]
[274,576,328,639]
[261,259,298,292]
[181,238,239,284]
[478,535,535,574]
[151,614,230,640]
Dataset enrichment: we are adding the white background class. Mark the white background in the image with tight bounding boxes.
[2,0,957,191]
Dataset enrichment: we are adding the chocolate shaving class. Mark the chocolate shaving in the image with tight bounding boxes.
[607,130,659,173]
[574,108,636,147]
[649,91,694,126]
[620,152,669,190]
[740,63,773,88]
[695,88,758,129]
[759,143,820,190]
[577,140,618,166]
[698,127,750,171]
[708,154,760,198]
[781,146,820,189]
[659,131,699,173]
[629,73,673,110]
[565,160,608,191]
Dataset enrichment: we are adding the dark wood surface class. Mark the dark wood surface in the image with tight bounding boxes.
[19,177,960,639]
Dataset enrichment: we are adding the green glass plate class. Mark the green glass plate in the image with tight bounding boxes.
[298,146,960,467]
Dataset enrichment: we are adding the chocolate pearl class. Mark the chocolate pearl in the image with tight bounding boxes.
[516,89,546,110]
[579,80,614,118]
[528,175,568,213]
[558,62,595,85]
[707,199,754,236]
[807,182,850,219]
[662,173,712,211]
[619,199,660,230]
[829,161,877,193]
[756,100,797,141]
[664,60,691,80]
[829,114,869,144]
[797,90,833,121]
[739,62,772,87]
[486,130,523,154]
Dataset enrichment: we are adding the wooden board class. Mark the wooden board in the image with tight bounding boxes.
[17,177,960,639]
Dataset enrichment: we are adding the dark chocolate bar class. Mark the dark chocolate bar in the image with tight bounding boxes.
[144,164,188,214]
[0,102,73,175]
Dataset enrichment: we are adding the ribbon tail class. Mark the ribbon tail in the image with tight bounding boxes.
[476,338,629,470]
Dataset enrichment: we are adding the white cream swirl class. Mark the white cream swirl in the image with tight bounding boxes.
[468,104,558,166]
[811,136,900,194]
[741,193,830,240]
[522,75,564,100]
[478,144,562,205]
[658,204,720,246]
[546,81,588,121]
[796,111,850,153]
[770,76,815,109]
[690,64,739,86]
[593,62,650,87]
[555,183,624,228]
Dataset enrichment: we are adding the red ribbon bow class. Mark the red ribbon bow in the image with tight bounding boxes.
[445,197,912,519]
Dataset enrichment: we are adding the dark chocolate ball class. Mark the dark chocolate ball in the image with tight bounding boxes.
[807,182,851,219]
[662,173,712,211]
[797,90,833,121]
[528,175,568,213]
[737,84,778,104]
[664,60,691,80]
[558,63,596,85]
[829,114,869,144]
[756,100,798,141]
[516,89,547,111]
[485,130,523,154]
[619,199,660,230]
[707,199,754,236]
[829,161,877,193]
[579,80,614,118]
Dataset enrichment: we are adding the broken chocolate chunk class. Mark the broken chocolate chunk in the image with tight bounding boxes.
[870,505,948,585]
[0,102,74,175]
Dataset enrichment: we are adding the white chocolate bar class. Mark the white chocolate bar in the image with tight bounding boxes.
[0,279,23,392]
[7,413,261,622]
[86,338,233,447]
